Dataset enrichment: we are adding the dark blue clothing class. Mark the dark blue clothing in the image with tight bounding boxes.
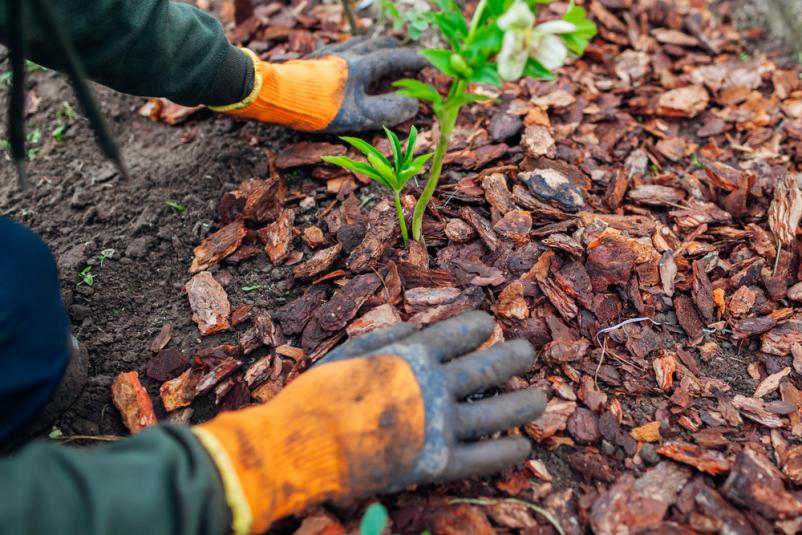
[0,217,71,442]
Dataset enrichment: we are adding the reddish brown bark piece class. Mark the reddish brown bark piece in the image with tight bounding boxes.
[149,323,173,353]
[111,371,157,433]
[160,368,203,412]
[145,347,188,382]
[346,304,402,338]
[195,357,243,396]
[292,243,343,280]
[444,218,476,243]
[253,309,284,348]
[397,262,459,288]
[656,85,709,117]
[761,320,802,355]
[243,175,287,223]
[493,210,532,243]
[302,226,328,249]
[276,141,345,168]
[427,505,495,535]
[656,440,731,475]
[590,462,691,535]
[273,286,328,335]
[586,238,637,291]
[189,221,247,273]
[231,303,253,326]
[524,399,576,442]
[317,273,381,332]
[346,201,396,273]
[673,295,705,343]
[482,173,516,215]
[139,98,203,125]
[185,271,231,336]
[405,287,462,310]
[459,206,499,252]
[262,208,295,265]
[497,281,529,320]
[722,448,802,520]
[768,174,802,246]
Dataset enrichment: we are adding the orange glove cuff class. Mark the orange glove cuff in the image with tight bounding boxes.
[210,48,347,132]
[194,355,425,534]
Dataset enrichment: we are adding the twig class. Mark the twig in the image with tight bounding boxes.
[340,0,359,34]
[448,498,565,535]
[593,316,661,387]
[773,240,782,276]
[57,434,122,443]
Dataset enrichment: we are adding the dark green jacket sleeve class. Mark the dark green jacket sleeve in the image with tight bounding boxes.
[0,0,253,106]
[0,424,232,535]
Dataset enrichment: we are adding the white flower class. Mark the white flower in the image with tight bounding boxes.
[496,2,577,81]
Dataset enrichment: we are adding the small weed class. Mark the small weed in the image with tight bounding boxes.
[322,126,432,244]
[739,51,750,62]
[77,266,94,286]
[97,248,116,267]
[53,102,79,142]
[48,427,63,440]
[0,60,45,85]
[690,153,703,169]
[241,284,262,292]
[165,200,187,212]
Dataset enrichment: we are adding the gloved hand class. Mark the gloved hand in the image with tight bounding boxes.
[193,311,545,534]
[209,37,427,133]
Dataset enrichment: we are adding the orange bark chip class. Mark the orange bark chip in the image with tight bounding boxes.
[111,371,157,433]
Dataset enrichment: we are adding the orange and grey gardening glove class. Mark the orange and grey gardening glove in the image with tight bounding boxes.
[193,311,546,534]
[210,37,427,133]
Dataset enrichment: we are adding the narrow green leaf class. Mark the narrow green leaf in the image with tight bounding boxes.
[469,63,503,87]
[403,126,418,167]
[339,136,393,169]
[320,155,390,187]
[420,48,460,78]
[393,79,444,106]
[367,153,399,190]
[383,126,403,175]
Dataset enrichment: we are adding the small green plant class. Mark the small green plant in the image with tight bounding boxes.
[393,0,596,241]
[77,266,94,286]
[0,128,41,160]
[52,102,79,142]
[322,126,432,244]
[241,284,262,292]
[359,503,389,535]
[97,248,116,267]
[165,200,187,212]
[380,0,431,41]
[0,60,45,85]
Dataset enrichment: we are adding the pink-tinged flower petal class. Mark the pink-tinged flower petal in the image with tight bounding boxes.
[498,31,528,81]
[534,20,577,35]
[498,1,535,31]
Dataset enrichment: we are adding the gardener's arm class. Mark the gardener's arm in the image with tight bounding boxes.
[0,425,231,535]
[0,0,427,132]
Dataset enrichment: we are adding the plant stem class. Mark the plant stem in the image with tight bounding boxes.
[340,0,359,34]
[394,191,409,244]
[468,0,489,37]
[411,80,466,241]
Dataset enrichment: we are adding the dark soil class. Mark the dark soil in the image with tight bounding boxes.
[0,70,313,436]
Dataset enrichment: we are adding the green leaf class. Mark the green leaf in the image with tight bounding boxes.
[447,92,491,111]
[522,58,557,80]
[429,12,466,49]
[393,79,444,107]
[561,5,597,55]
[420,48,459,77]
[468,63,503,87]
[383,126,403,174]
[403,126,418,167]
[339,136,393,169]
[398,153,433,186]
[320,155,389,187]
[367,153,399,190]
[165,200,188,212]
[465,25,504,52]
[359,503,388,535]
[241,284,262,292]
